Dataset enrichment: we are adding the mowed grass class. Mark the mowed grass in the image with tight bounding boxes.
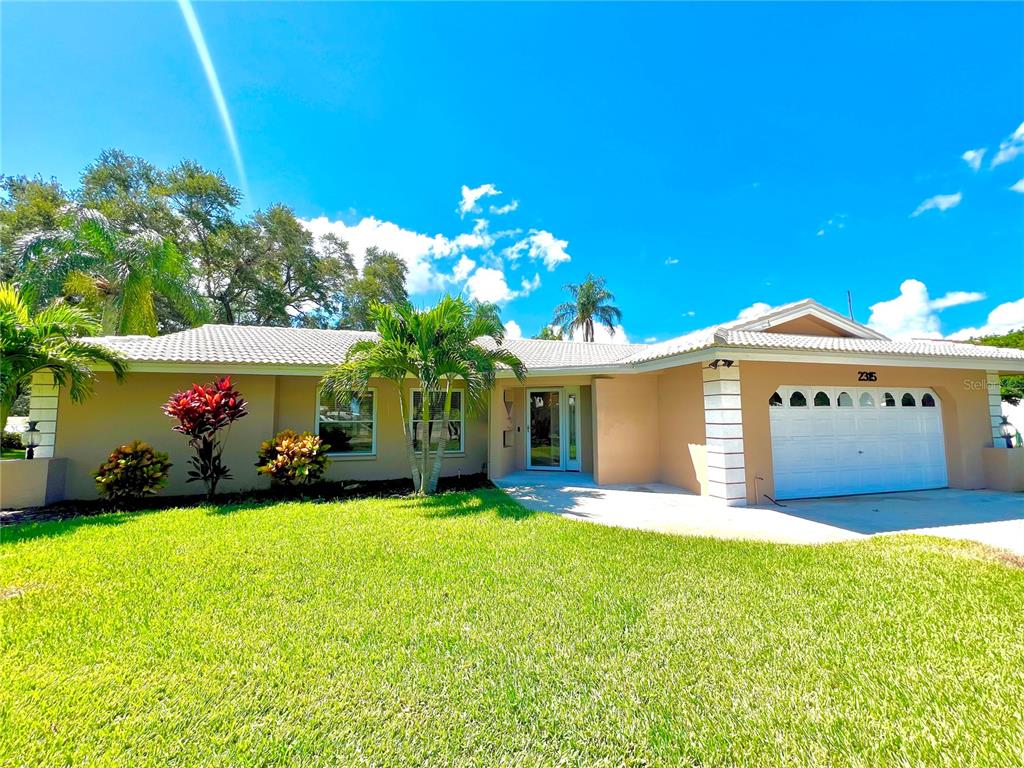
[2,490,1023,767]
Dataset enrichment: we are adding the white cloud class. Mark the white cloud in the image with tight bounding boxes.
[947,298,1024,340]
[664,257,679,265]
[683,310,696,317]
[302,214,465,294]
[868,280,942,339]
[910,192,962,217]
[736,302,773,322]
[643,336,657,343]
[504,320,523,339]
[929,290,987,311]
[1011,179,1024,194]
[451,254,476,283]
[302,185,570,302]
[464,267,541,304]
[489,200,519,215]
[961,148,986,172]
[991,121,1024,168]
[866,279,987,339]
[504,229,571,271]
[570,324,631,344]
[450,218,494,252]
[458,183,501,217]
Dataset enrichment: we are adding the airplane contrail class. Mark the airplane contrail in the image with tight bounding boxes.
[177,0,250,200]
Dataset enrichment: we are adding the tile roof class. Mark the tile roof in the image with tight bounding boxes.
[88,324,648,370]
[719,331,1024,360]
[89,325,376,365]
[88,301,1024,371]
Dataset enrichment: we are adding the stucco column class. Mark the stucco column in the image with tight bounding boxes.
[986,371,1007,447]
[27,371,60,459]
[703,361,746,505]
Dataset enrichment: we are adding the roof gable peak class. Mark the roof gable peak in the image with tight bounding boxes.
[726,299,888,340]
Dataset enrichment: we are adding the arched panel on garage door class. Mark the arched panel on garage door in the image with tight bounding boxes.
[768,386,948,500]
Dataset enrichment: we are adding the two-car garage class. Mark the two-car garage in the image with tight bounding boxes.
[768,385,948,500]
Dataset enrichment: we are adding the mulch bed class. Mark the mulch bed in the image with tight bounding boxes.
[1,474,495,527]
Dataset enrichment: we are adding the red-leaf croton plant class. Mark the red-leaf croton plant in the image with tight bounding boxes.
[164,376,248,498]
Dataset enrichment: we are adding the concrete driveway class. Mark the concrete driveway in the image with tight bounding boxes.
[494,472,1024,555]
[780,489,1024,554]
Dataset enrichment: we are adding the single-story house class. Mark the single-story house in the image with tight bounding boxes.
[10,299,1024,508]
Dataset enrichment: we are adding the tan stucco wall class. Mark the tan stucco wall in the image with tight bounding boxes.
[592,374,662,485]
[275,376,488,483]
[740,362,993,503]
[0,458,67,509]
[981,447,1024,492]
[52,371,487,501]
[657,364,708,494]
[56,372,278,500]
[589,365,708,491]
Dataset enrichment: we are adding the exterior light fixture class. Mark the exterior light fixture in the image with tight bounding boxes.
[24,420,40,460]
[706,359,735,370]
[999,416,1016,448]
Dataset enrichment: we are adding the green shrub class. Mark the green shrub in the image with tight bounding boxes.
[94,441,172,501]
[2,431,24,451]
[256,429,331,486]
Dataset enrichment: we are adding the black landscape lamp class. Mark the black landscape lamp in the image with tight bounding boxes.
[24,420,40,459]
[999,416,1015,449]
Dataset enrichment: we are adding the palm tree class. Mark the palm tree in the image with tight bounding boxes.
[17,206,208,336]
[551,273,622,342]
[320,302,423,489]
[0,282,128,433]
[424,297,526,493]
[320,296,526,495]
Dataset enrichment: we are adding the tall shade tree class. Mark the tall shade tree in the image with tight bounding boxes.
[320,296,526,495]
[0,175,71,280]
[551,273,623,342]
[338,246,409,330]
[78,149,173,234]
[17,206,208,336]
[0,282,127,432]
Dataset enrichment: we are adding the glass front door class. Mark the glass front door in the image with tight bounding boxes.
[528,390,562,469]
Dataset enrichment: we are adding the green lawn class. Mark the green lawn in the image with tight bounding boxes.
[0,449,25,460]
[2,490,1022,767]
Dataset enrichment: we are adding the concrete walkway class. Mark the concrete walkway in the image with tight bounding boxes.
[494,472,1024,555]
[494,472,862,546]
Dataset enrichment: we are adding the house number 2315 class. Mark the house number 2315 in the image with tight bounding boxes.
[858,371,878,382]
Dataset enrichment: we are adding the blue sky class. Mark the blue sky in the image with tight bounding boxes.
[3,1,1023,342]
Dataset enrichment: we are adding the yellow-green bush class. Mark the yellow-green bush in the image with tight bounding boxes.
[94,440,172,500]
[256,429,331,485]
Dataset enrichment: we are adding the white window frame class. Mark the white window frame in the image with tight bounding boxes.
[410,387,466,455]
[316,387,378,458]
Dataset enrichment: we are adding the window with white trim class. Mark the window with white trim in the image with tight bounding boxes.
[317,389,376,456]
[411,389,464,453]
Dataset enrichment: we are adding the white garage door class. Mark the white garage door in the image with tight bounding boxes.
[769,386,948,500]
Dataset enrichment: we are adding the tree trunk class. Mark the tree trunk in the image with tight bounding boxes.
[428,380,453,494]
[418,390,432,495]
[395,381,420,491]
[0,400,11,435]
